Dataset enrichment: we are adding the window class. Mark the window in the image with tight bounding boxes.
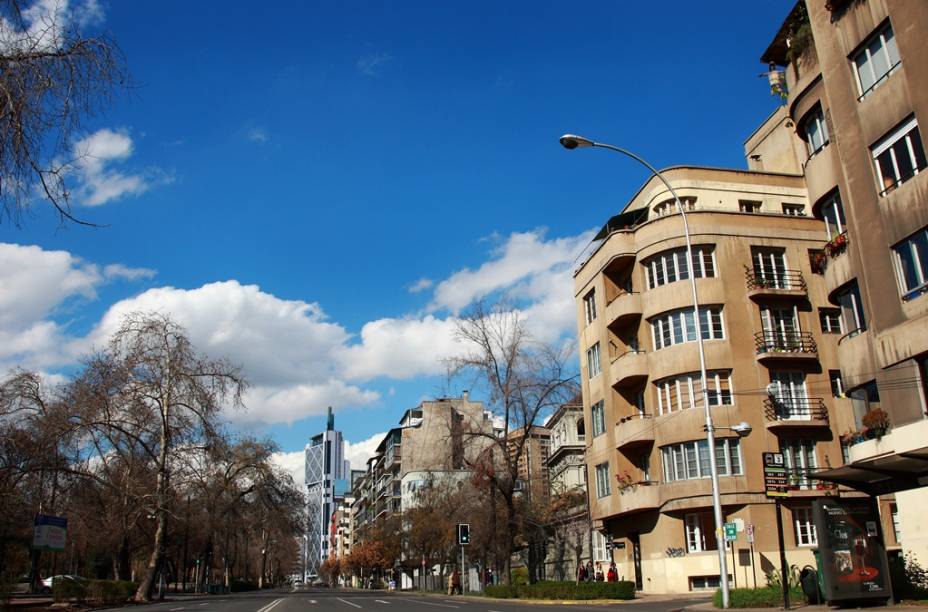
[592,531,610,561]
[761,305,801,349]
[586,343,601,379]
[651,306,724,350]
[781,439,817,489]
[770,371,809,420]
[820,193,846,239]
[793,506,818,546]
[893,228,928,300]
[782,203,806,216]
[853,22,901,99]
[890,503,901,543]
[739,200,761,213]
[661,439,742,482]
[849,381,881,430]
[803,107,829,157]
[819,308,842,334]
[685,512,718,553]
[655,370,733,415]
[830,370,845,398]
[644,246,716,289]
[653,196,696,217]
[690,576,729,590]
[584,289,597,325]
[594,462,611,498]
[872,117,926,195]
[591,400,606,437]
[836,282,867,335]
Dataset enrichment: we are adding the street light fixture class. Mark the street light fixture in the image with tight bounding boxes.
[559,133,733,608]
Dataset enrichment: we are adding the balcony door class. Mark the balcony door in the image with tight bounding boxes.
[770,371,809,419]
[753,247,788,288]
[761,306,800,348]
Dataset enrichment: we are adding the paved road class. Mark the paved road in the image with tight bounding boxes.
[102,587,710,612]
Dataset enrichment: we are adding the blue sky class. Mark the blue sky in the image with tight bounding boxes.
[1,0,792,482]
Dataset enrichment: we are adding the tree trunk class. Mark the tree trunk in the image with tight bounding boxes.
[135,405,170,602]
[258,529,269,589]
[117,532,130,580]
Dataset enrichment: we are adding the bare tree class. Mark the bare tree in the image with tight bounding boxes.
[0,0,126,226]
[70,313,245,602]
[448,300,578,584]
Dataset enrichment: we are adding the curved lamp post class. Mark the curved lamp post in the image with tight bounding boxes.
[559,134,732,608]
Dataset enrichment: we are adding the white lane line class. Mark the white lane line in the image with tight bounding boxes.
[395,598,459,608]
[170,608,184,611]
[256,598,284,612]
[199,604,208,607]
[375,600,390,604]
[336,597,363,609]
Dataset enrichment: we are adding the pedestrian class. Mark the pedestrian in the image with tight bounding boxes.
[451,568,462,595]
[594,562,604,582]
[576,562,587,584]
[585,560,594,582]
[607,562,618,582]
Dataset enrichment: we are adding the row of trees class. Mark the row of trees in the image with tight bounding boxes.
[0,313,305,601]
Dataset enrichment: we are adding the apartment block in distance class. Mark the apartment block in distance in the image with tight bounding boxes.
[758,0,928,563]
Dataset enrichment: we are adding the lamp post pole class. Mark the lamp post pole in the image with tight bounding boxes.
[559,134,731,608]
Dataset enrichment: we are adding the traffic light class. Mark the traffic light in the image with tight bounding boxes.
[457,523,470,546]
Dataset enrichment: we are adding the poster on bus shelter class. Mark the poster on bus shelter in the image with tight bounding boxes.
[812,499,892,602]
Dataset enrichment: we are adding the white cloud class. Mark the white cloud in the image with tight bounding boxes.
[271,450,305,491]
[357,53,393,77]
[0,0,106,53]
[71,129,169,207]
[345,431,386,470]
[408,277,433,293]
[103,263,156,281]
[246,128,269,144]
[235,382,379,427]
[430,229,592,313]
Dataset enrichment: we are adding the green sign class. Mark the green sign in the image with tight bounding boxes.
[724,522,737,542]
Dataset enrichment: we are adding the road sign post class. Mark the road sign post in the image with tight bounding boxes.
[457,524,470,595]
[763,452,790,610]
[746,523,757,588]
[724,523,738,588]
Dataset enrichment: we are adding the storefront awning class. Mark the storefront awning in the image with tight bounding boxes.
[815,446,928,496]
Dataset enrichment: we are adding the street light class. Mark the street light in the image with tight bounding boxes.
[559,133,733,608]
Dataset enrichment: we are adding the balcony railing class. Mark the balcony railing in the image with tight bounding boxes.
[754,331,818,356]
[763,397,828,422]
[744,267,807,292]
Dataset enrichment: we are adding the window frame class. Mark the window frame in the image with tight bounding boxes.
[661,439,742,482]
[583,289,597,325]
[836,282,867,336]
[644,245,716,290]
[852,21,901,100]
[782,203,806,216]
[591,400,606,438]
[655,370,733,415]
[594,462,611,498]
[793,506,818,547]
[892,227,928,301]
[586,343,602,379]
[820,192,846,239]
[803,106,829,158]
[819,308,843,334]
[651,306,725,350]
[871,116,926,196]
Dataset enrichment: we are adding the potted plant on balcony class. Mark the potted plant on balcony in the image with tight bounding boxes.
[810,251,827,274]
[615,471,637,495]
[824,232,848,258]
[861,408,891,439]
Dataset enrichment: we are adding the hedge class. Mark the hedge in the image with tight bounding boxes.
[88,580,137,604]
[485,580,635,600]
[52,579,88,602]
[713,586,803,608]
[231,579,259,592]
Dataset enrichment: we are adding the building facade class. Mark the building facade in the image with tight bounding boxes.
[573,161,860,592]
[759,0,928,565]
[304,407,351,579]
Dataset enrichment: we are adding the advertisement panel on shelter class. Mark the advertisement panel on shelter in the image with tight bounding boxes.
[33,514,67,551]
[812,499,891,602]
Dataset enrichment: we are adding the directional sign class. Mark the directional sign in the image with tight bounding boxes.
[763,452,790,497]
[724,522,738,542]
[33,514,67,551]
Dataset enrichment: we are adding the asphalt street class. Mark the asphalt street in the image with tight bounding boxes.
[100,587,710,612]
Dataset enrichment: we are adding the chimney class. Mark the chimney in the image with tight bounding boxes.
[462,390,469,401]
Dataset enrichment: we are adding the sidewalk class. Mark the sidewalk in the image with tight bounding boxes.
[681,601,928,611]
[409,589,710,606]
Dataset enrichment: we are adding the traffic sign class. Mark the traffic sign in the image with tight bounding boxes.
[746,523,755,543]
[763,452,790,497]
[724,522,737,542]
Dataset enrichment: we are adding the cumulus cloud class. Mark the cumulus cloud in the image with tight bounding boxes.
[0,0,104,53]
[71,129,169,207]
[345,431,387,470]
[271,450,305,491]
[103,263,156,281]
[430,229,592,314]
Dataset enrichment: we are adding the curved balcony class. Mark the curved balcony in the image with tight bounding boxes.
[610,350,648,389]
[615,413,655,451]
[754,331,818,363]
[804,142,841,206]
[605,291,642,328]
[824,235,854,298]
[763,397,830,431]
[615,481,661,515]
[745,267,808,301]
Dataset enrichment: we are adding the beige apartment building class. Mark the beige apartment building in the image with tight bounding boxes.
[758,0,928,565]
[573,162,860,592]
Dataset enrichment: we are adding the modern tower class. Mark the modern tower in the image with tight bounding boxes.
[304,406,350,578]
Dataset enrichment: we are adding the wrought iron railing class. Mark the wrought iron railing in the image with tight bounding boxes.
[763,397,828,422]
[754,331,818,355]
[745,266,807,292]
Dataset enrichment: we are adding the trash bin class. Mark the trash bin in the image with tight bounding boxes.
[800,566,821,604]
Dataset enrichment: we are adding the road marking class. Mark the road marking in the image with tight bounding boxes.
[170,608,184,611]
[337,597,363,609]
[396,598,459,608]
[305,599,318,604]
[256,598,284,612]
[375,600,390,604]
[199,605,208,607]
